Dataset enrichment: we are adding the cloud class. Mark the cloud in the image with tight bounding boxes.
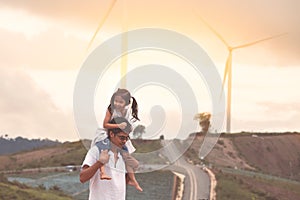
[257,101,300,118]
[233,101,300,132]
[2,0,300,38]
[0,67,78,141]
[194,0,300,65]
[1,0,300,66]
[233,117,300,133]
[0,28,86,69]
[2,0,299,140]
[0,0,104,29]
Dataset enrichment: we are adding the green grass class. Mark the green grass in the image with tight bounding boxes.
[44,144,86,166]
[131,139,166,164]
[2,139,167,171]
[18,141,87,170]
[215,170,300,200]
[32,139,165,166]
[0,173,72,199]
[0,182,72,200]
[216,173,264,200]
[132,139,162,153]
[183,147,201,165]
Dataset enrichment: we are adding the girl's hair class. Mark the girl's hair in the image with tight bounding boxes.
[108,88,140,121]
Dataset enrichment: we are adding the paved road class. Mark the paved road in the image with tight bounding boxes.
[161,140,210,200]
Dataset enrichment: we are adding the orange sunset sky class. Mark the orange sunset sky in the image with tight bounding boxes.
[1,0,300,141]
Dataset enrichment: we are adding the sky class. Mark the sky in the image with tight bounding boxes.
[1,0,300,141]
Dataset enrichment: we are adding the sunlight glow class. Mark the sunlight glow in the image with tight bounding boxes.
[0,8,50,38]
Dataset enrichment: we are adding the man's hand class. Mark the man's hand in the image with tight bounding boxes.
[99,149,109,164]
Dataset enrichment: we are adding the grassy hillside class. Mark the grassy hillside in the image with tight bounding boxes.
[185,132,300,200]
[0,139,165,199]
[0,139,165,171]
[0,174,72,200]
[131,139,166,164]
[0,141,87,171]
[2,133,299,199]
[186,132,300,181]
[132,139,162,153]
[215,169,300,200]
[232,133,300,180]
[0,137,61,155]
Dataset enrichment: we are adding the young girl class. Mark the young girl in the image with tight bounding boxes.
[91,88,142,192]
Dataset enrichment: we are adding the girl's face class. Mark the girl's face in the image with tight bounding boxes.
[113,95,126,111]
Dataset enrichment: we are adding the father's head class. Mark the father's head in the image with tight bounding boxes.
[108,117,132,148]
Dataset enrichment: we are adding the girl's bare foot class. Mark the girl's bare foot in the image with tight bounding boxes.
[128,179,143,191]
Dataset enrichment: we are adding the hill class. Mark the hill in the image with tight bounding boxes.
[185,132,300,200]
[0,140,87,171]
[0,136,61,155]
[0,139,165,171]
[186,132,300,181]
[0,174,72,200]
[1,133,299,179]
[2,134,299,199]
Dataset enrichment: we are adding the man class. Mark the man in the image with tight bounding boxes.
[80,117,133,200]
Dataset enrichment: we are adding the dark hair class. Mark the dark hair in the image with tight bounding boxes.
[108,88,140,121]
[107,117,132,138]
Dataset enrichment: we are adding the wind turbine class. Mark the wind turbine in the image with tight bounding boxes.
[120,0,128,88]
[87,0,128,88]
[86,0,117,51]
[198,16,287,133]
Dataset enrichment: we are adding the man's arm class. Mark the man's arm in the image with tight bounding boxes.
[79,161,102,183]
[80,149,110,183]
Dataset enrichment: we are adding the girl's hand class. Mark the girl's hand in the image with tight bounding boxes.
[118,122,127,129]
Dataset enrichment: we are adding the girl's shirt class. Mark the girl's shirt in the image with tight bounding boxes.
[111,105,138,128]
[90,105,137,153]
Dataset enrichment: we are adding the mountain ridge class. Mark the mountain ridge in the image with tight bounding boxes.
[0,136,61,155]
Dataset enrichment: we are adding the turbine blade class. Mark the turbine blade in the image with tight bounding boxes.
[86,0,118,51]
[194,12,230,48]
[233,32,288,50]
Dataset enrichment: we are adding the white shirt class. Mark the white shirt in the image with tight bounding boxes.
[82,146,126,200]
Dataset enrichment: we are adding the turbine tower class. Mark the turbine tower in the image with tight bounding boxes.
[198,16,286,133]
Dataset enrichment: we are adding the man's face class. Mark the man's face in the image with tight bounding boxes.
[110,131,130,148]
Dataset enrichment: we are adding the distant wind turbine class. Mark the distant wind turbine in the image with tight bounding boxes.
[86,0,117,51]
[198,16,287,133]
[86,0,128,88]
[120,0,128,88]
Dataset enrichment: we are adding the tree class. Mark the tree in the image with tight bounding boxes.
[194,112,211,134]
[133,125,146,139]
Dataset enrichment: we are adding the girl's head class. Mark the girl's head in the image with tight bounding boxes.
[109,88,139,120]
[110,89,131,109]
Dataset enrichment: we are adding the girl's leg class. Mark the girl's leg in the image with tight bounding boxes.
[126,168,143,191]
[99,150,111,180]
[124,153,142,191]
